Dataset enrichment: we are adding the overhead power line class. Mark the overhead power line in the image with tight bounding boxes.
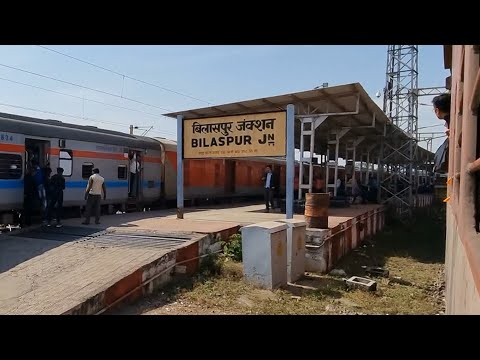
[0,63,172,112]
[0,76,164,119]
[0,101,175,137]
[37,45,213,106]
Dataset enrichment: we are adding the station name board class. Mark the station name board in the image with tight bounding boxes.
[183,111,286,159]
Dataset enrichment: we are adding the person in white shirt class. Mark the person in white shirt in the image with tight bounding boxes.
[82,168,106,225]
[336,177,345,196]
[262,166,275,212]
[129,153,140,197]
[351,177,361,204]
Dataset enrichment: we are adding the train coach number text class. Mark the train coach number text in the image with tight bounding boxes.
[0,133,14,142]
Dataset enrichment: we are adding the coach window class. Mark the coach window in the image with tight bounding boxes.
[59,150,72,177]
[82,163,94,179]
[0,153,22,179]
[118,165,127,180]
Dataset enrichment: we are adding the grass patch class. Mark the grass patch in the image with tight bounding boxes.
[116,206,446,315]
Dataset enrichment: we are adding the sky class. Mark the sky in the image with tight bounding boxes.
[0,45,449,152]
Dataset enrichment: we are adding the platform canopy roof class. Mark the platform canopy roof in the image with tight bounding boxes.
[164,83,433,164]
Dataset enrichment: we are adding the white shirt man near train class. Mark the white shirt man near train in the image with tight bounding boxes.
[129,153,141,197]
[82,168,106,225]
[262,166,275,212]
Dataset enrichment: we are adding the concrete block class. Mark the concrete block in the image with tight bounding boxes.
[305,228,330,245]
[276,219,306,283]
[305,244,328,273]
[364,266,389,278]
[241,221,288,289]
[346,276,377,291]
[330,269,347,277]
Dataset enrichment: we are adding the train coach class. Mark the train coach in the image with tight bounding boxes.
[0,112,294,224]
[0,112,164,222]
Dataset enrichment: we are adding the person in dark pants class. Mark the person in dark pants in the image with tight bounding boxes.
[48,167,66,227]
[129,152,140,197]
[43,167,52,224]
[23,167,37,227]
[82,168,106,225]
[262,166,275,212]
[32,160,47,222]
[367,175,378,203]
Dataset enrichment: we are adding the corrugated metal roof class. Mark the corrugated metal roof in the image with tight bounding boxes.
[164,83,433,162]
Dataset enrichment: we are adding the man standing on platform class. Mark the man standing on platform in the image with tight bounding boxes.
[82,168,106,225]
[262,166,275,212]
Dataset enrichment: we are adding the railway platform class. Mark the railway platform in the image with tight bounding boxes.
[0,202,384,315]
[0,212,239,315]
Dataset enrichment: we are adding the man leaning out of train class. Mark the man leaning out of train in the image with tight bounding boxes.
[82,168,106,225]
[432,93,451,137]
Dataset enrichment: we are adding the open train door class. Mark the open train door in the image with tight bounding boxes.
[24,138,51,218]
[25,138,51,171]
[127,150,144,209]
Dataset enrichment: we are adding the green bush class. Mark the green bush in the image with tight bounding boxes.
[199,250,223,276]
[222,233,242,261]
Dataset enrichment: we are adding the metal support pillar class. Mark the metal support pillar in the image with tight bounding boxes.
[326,147,330,194]
[176,115,184,219]
[333,128,349,196]
[298,119,306,200]
[366,144,376,184]
[344,143,349,185]
[334,139,339,196]
[352,146,356,180]
[377,143,383,203]
[366,152,370,183]
[298,115,327,199]
[352,137,365,182]
[286,104,295,219]
[359,155,364,184]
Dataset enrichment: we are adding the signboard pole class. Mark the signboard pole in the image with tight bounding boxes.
[177,114,184,219]
[286,104,294,219]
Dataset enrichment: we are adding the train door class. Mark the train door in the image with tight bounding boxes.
[128,150,143,201]
[224,160,236,195]
[25,138,51,172]
[24,138,51,217]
